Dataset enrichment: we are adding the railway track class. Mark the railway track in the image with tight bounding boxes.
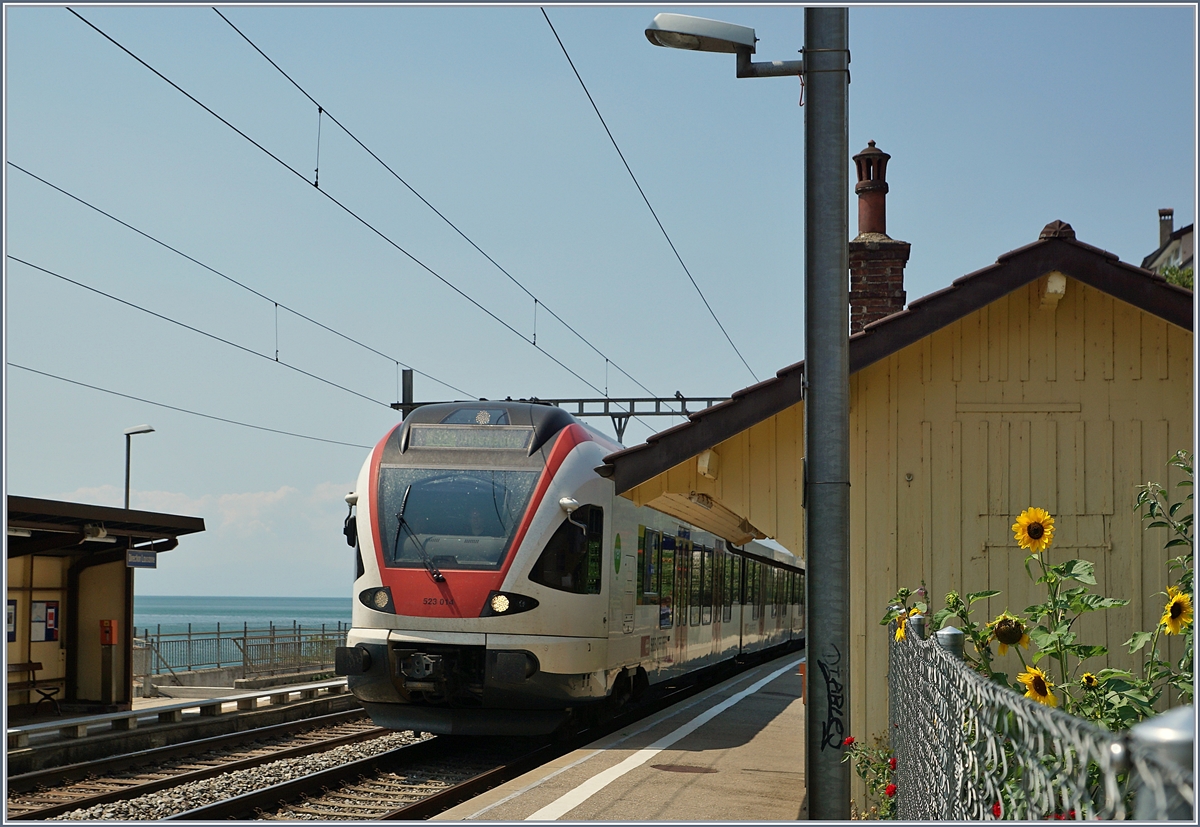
[10,649,799,821]
[5,710,401,820]
[167,655,783,820]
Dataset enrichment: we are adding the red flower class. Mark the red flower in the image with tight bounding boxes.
[889,757,897,770]
[1067,811,1076,820]
[842,736,855,746]
[885,783,897,798]
[992,802,1002,818]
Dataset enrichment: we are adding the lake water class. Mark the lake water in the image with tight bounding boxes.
[134,595,352,636]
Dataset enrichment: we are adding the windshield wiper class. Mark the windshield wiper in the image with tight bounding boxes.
[394,485,444,582]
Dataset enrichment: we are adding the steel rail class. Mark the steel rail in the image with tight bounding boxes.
[6,708,367,791]
[166,642,803,821]
[6,715,382,820]
[378,644,804,819]
[164,737,447,820]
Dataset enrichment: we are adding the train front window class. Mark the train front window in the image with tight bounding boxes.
[377,466,538,571]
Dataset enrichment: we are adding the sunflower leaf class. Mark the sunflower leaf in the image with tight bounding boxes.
[1056,558,1096,585]
[1066,644,1107,660]
[966,590,1001,605]
[1029,626,1057,649]
[1126,631,1154,653]
[930,608,955,630]
[1071,594,1130,612]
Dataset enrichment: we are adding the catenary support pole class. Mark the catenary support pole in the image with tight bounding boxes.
[803,6,851,820]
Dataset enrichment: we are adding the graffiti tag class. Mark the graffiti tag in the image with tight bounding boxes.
[817,643,846,750]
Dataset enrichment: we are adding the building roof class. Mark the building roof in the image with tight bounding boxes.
[1141,222,1194,270]
[599,221,1194,494]
[6,495,206,558]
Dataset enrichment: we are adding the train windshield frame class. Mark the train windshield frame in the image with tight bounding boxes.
[377,465,539,572]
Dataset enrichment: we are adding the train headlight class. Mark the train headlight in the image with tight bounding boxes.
[358,587,395,613]
[479,590,538,617]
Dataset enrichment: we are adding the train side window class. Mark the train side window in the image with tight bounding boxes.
[688,544,702,627]
[723,552,735,621]
[676,538,690,625]
[700,545,713,625]
[659,535,675,628]
[527,505,603,595]
[642,528,660,602]
[747,562,758,621]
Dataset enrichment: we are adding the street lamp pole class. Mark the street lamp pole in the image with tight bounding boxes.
[646,9,850,819]
[123,424,155,509]
[802,8,851,820]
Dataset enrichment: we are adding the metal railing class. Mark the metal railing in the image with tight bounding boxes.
[889,619,1194,820]
[133,622,348,682]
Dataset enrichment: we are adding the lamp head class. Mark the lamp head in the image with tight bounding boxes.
[124,424,155,436]
[645,13,756,54]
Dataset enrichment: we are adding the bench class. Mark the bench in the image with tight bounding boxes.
[7,661,62,715]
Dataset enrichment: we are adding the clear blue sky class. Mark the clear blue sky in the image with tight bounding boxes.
[4,4,1195,596]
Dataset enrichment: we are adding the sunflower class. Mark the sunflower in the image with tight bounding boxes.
[986,611,1030,655]
[1080,672,1099,690]
[1017,666,1057,707]
[1160,586,1194,635]
[1012,507,1055,554]
[894,611,908,642]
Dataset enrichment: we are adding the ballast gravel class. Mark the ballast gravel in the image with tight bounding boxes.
[50,731,426,821]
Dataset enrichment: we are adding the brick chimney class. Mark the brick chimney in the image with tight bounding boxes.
[849,140,910,334]
[1159,208,1174,249]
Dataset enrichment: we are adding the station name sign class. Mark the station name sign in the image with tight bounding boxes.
[125,549,158,568]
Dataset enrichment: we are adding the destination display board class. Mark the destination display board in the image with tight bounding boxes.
[409,425,532,450]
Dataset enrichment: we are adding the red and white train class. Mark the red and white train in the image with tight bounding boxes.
[335,401,804,735]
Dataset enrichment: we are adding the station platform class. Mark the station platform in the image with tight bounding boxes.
[436,653,807,822]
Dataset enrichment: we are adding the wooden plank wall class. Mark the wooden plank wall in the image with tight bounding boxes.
[849,276,1193,752]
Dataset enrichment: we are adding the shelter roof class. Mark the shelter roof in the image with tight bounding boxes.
[599,221,1194,494]
[6,495,206,558]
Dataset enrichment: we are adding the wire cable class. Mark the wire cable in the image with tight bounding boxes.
[8,362,373,449]
[541,7,760,383]
[66,8,645,423]
[8,255,393,409]
[212,7,668,406]
[8,161,474,399]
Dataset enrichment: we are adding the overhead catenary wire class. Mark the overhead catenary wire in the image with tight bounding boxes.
[7,161,475,400]
[9,363,373,449]
[64,8,647,429]
[8,255,394,410]
[540,7,760,383]
[212,7,670,409]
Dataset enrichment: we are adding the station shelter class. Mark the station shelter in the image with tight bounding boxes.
[6,495,205,717]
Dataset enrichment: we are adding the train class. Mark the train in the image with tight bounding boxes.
[334,400,804,735]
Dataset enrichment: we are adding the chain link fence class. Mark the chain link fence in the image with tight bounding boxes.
[889,620,1194,820]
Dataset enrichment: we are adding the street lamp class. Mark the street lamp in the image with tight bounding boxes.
[123,424,155,510]
[646,11,850,820]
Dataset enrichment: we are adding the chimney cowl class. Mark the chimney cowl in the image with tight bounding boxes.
[1159,208,1174,249]
[853,140,891,237]
[853,140,891,194]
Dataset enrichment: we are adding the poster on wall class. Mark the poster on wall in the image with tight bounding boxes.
[6,600,15,643]
[30,600,59,642]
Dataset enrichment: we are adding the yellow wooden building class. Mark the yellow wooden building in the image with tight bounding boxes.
[598,218,1193,762]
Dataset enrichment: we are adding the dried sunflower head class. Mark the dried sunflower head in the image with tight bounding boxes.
[986,611,1030,655]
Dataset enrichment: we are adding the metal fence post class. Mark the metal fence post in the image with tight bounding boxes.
[907,613,926,641]
[1131,705,1194,821]
[934,626,964,660]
